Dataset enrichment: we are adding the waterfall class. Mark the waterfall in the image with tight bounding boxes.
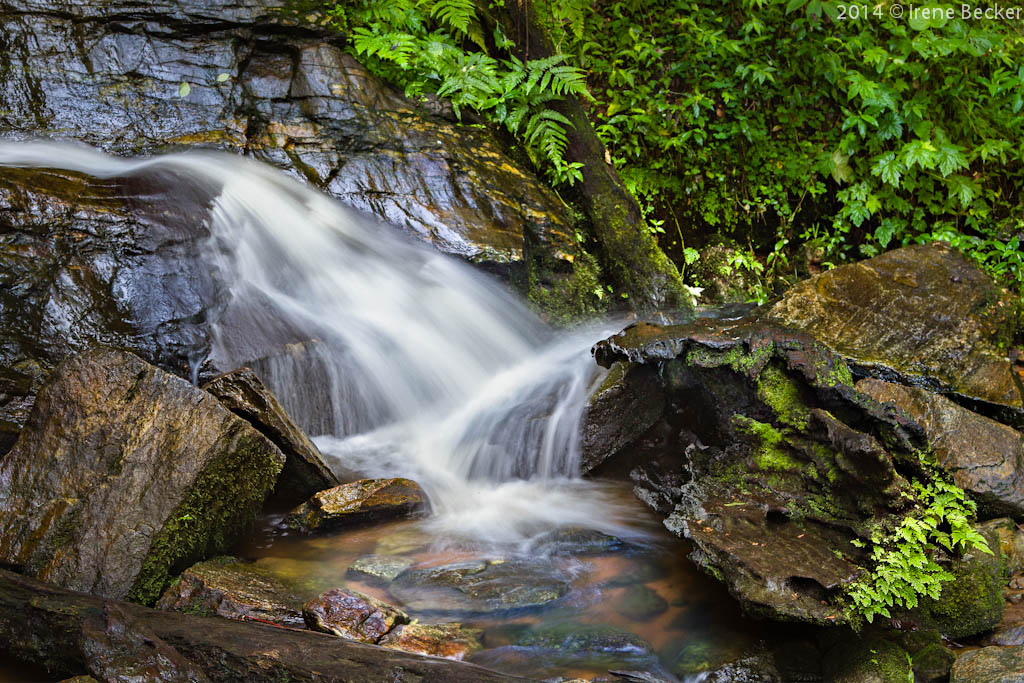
[0,141,649,545]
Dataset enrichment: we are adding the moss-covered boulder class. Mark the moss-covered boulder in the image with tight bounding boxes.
[592,319,934,624]
[765,243,1023,427]
[908,525,1007,640]
[821,635,912,683]
[202,367,339,503]
[951,645,1024,682]
[0,348,285,605]
[156,557,305,627]
[857,379,1024,519]
[285,478,430,533]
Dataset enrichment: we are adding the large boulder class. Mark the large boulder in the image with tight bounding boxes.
[857,378,1024,519]
[579,361,665,473]
[951,645,1024,683]
[202,367,338,502]
[764,243,1023,427]
[0,348,285,605]
[591,319,930,624]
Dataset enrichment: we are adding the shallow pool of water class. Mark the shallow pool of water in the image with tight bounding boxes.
[237,480,762,680]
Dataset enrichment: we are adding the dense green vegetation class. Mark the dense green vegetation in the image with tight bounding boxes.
[322,0,1024,304]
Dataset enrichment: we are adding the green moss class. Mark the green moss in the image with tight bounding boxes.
[687,342,773,374]
[757,364,812,430]
[527,247,608,325]
[126,432,283,606]
[732,415,804,473]
[813,354,854,388]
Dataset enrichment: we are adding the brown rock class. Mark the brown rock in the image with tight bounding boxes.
[0,348,285,605]
[380,623,483,661]
[286,478,430,533]
[202,367,339,503]
[765,243,1023,425]
[303,588,407,643]
[857,379,1024,518]
[157,557,304,628]
[579,361,665,473]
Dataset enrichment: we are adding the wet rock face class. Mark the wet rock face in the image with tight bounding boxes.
[593,319,931,624]
[0,348,285,605]
[580,361,666,473]
[380,623,483,661]
[857,379,1024,519]
[202,367,339,503]
[765,243,1023,426]
[0,0,574,266]
[285,478,430,533]
[156,557,305,628]
[303,588,408,643]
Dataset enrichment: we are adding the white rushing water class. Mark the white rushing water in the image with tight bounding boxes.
[0,141,650,546]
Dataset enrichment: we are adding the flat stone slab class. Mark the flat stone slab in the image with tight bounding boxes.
[285,478,430,533]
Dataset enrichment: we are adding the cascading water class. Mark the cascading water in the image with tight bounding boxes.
[0,140,649,546]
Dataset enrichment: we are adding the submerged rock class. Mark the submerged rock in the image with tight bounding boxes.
[618,585,668,620]
[516,622,653,656]
[202,367,339,503]
[857,378,1024,519]
[303,588,408,643]
[380,623,483,661]
[285,478,430,533]
[528,527,625,556]
[951,645,1024,682]
[156,556,305,628]
[347,554,417,584]
[389,559,572,614]
[0,348,284,605]
[593,319,930,623]
[765,243,1023,427]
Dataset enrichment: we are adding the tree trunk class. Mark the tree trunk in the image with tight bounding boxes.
[490,1,690,312]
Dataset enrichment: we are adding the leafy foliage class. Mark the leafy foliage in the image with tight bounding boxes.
[325,0,591,185]
[537,0,1024,296]
[847,472,991,624]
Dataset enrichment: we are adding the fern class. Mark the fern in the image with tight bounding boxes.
[430,0,475,34]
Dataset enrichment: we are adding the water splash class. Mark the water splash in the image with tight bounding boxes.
[0,141,648,545]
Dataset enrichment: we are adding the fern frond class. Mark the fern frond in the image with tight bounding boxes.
[430,0,477,34]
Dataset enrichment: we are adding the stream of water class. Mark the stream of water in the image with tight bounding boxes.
[0,142,758,680]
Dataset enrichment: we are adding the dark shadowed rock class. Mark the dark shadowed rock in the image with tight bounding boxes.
[285,478,430,533]
[821,635,912,683]
[580,361,665,473]
[380,623,483,661]
[765,243,1023,427]
[389,560,572,614]
[303,588,408,643]
[157,557,304,628]
[951,645,1024,683]
[202,367,338,503]
[857,379,1024,518]
[593,318,934,624]
[0,568,518,682]
[0,348,285,605]
[80,603,211,683]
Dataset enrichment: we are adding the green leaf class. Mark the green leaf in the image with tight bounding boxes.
[216,72,231,83]
[178,81,191,98]
[786,0,807,13]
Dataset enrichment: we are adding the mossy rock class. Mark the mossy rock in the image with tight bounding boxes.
[910,525,1007,640]
[618,585,668,620]
[822,635,913,683]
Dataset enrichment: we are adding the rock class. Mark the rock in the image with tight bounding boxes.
[702,652,781,682]
[389,559,571,614]
[528,527,625,555]
[0,348,285,605]
[822,635,913,683]
[379,623,483,661]
[910,525,1007,639]
[580,361,665,473]
[347,555,417,584]
[898,629,956,682]
[202,367,338,503]
[156,557,304,628]
[80,603,211,683]
[982,518,1024,575]
[0,568,513,681]
[856,379,1024,518]
[765,243,1023,427]
[303,588,408,643]
[951,645,1024,683]
[992,625,1024,647]
[285,479,430,533]
[618,585,668,620]
[516,622,653,656]
[593,318,929,624]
